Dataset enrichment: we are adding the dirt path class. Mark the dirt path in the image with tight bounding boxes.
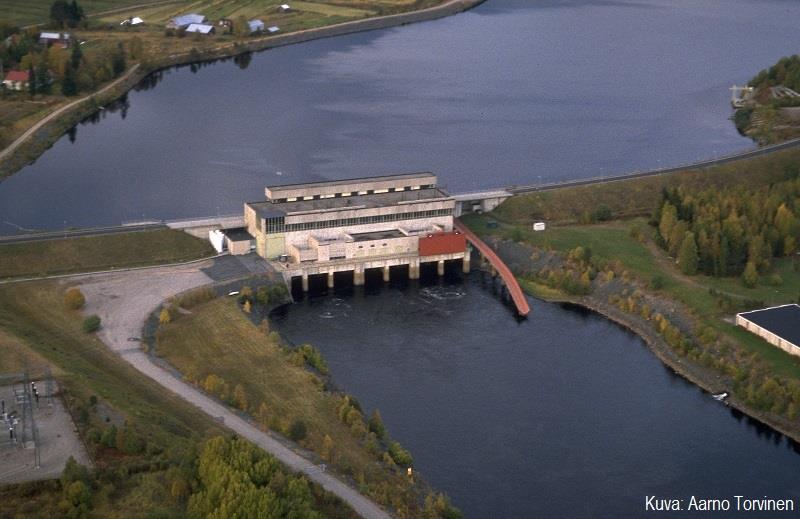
[0,64,141,164]
[74,262,391,519]
[643,240,747,301]
[1,0,483,174]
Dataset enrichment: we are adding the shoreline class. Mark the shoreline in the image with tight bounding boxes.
[0,0,486,180]
[515,270,800,446]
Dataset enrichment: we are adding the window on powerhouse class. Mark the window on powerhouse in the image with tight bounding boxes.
[262,209,452,234]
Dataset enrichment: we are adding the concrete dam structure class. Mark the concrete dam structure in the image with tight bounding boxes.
[243,172,471,290]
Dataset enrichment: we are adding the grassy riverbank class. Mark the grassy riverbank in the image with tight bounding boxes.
[153,295,460,518]
[462,151,800,441]
[0,0,479,178]
[0,280,354,516]
[0,229,214,279]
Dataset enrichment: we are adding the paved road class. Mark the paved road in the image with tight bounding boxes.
[0,223,164,244]
[73,260,391,519]
[508,136,800,194]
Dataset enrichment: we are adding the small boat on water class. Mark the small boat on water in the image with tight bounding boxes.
[712,392,728,402]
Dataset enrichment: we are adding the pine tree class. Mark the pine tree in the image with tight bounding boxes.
[677,232,699,275]
[70,42,82,69]
[27,65,35,97]
[111,42,126,76]
[62,64,77,96]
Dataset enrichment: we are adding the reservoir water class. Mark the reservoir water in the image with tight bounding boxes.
[3,0,800,232]
[270,271,800,517]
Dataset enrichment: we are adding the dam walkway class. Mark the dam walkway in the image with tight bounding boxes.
[454,219,530,317]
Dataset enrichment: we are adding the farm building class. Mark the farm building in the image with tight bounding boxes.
[121,17,144,26]
[39,32,71,48]
[736,304,800,357]
[279,4,292,12]
[2,70,30,91]
[168,13,207,29]
[248,19,265,33]
[185,23,215,35]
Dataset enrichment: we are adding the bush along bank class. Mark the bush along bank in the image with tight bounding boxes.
[482,233,800,443]
[148,279,462,519]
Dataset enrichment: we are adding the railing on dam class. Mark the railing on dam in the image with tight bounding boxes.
[454,219,530,317]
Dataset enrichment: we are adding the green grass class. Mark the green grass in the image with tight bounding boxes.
[0,0,149,25]
[0,280,225,515]
[700,258,800,306]
[155,297,422,513]
[465,213,800,381]
[493,146,800,225]
[464,214,658,278]
[0,229,214,279]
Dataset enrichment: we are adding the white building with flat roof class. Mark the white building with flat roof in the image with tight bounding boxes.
[242,172,469,289]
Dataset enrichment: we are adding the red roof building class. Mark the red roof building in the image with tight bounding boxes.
[2,70,30,91]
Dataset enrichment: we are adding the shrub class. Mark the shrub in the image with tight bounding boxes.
[64,288,85,310]
[650,275,665,290]
[233,384,248,410]
[176,287,215,308]
[269,284,288,304]
[82,315,101,333]
[742,261,759,288]
[159,308,171,325]
[256,286,270,305]
[61,456,90,487]
[237,286,253,305]
[368,409,386,439]
[592,204,612,222]
[289,419,307,441]
[297,344,329,375]
[100,425,117,448]
[388,441,413,467]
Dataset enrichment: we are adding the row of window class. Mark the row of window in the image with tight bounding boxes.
[262,208,452,234]
[272,184,436,203]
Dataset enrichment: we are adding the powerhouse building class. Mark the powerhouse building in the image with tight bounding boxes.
[243,172,470,288]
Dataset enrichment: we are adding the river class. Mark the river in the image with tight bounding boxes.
[270,269,800,517]
[3,0,800,232]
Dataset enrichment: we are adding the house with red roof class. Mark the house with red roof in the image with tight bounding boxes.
[2,70,30,91]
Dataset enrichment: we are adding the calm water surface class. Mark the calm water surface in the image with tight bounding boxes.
[270,271,800,518]
[3,0,800,231]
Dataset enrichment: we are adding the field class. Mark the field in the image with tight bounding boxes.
[154,296,427,514]
[0,229,214,279]
[0,0,441,27]
[0,0,153,26]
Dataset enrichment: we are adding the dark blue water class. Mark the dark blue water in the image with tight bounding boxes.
[270,271,800,518]
[3,0,800,232]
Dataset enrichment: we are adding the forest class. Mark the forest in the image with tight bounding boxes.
[749,54,800,95]
[653,167,799,284]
